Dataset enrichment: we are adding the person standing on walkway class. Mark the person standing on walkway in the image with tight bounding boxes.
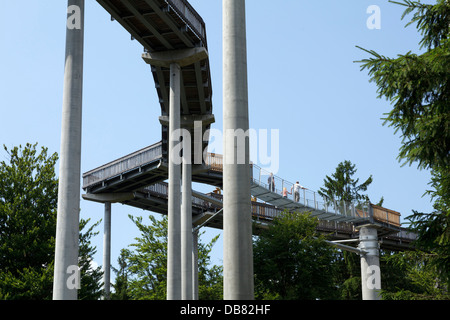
[291,181,306,202]
[282,187,291,198]
[268,173,275,192]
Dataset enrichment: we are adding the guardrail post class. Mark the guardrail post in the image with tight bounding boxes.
[258,166,261,185]
[314,192,317,210]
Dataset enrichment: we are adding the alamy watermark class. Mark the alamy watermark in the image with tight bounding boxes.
[365,265,381,290]
[170,122,280,174]
[66,265,81,290]
[367,5,381,30]
[67,5,82,30]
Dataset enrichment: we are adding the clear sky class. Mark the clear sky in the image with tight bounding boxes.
[0,1,435,272]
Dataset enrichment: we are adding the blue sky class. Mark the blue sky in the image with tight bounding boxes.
[0,1,435,272]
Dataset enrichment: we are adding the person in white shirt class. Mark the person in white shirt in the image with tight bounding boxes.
[291,181,306,202]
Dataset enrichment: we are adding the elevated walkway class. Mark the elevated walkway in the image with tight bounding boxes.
[83,142,400,227]
[83,180,417,251]
[82,142,415,250]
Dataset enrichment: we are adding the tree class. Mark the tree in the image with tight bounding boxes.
[111,249,131,300]
[0,143,103,299]
[114,214,223,300]
[0,143,58,299]
[318,160,373,205]
[356,0,450,284]
[78,218,104,300]
[253,211,339,300]
[316,161,376,299]
[381,251,450,300]
[338,251,362,300]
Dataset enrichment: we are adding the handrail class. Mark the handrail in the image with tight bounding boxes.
[250,163,372,220]
[204,152,372,220]
[132,182,414,244]
[141,183,358,235]
[166,0,206,45]
[82,142,163,188]
[84,149,400,226]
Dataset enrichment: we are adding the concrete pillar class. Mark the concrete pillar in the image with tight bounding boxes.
[103,202,111,300]
[192,230,199,300]
[223,0,254,300]
[181,136,193,300]
[167,62,182,300]
[359,226,381,300]
[53,0,84,300]
[141,47,209,301]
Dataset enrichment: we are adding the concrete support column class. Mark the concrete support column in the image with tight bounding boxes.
[181,137,193,300]
[167,62,182,300]
[359,226,381,300]
[223,0,254,300]
[141,46,208,301]
[103,202,111,300]
[53,0,84,300]
[192,231,199,300]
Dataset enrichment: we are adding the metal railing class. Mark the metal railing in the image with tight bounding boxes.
[138,181,414,242]
[203,152,372,220]
[82,142,163,188]
[141,182,356,235]
[205,153,223,172]
[166,0,206,45]
[250,163,372,220]
[143,182,221,211]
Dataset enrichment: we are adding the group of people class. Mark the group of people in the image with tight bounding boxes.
[267,172,307,203]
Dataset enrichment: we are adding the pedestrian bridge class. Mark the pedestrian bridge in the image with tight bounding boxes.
[82,141,416,251]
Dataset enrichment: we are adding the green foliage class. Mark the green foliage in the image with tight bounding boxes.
[0,143,58,274]
[111,249,131,300]
[78,218,104,300]
[0,143,103,299]
[112,214,223,300]
[381,251,450,300]
[338,251,362,300]
[197,233,223,300]
[356,0,449,171]
[125,214,168,300]
[318,160,373,204]
[356,0,450,287]
[0,143,58,299]
[253,211,339,300]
